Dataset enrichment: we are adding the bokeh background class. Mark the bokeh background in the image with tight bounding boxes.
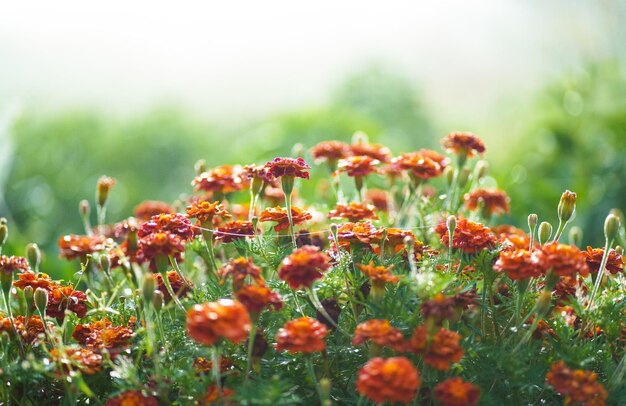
[1,0,625,277]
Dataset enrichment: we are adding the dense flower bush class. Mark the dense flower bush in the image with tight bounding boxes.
[0,132,625,405]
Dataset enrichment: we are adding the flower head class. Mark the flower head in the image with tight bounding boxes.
[336,156,380,177]
[235,284,283,314]
[137,232,185,268]
[72,318,134,351]
[51,347,103,375]
[584,246,623,275]
[105,390,158,406]
[263,157,310,181]
[352,319,406,351]
[278,245,331,289]
[464,189,510,215]
[154,271,192,301]
[275,317,328,353]
[47,285,88,321]
[186,299,251,346]
[434,377,480,406]
[328,202,378,222]
[311,140,350,163]
[138,213,194,241]
[356,357,420,404]
[366,189,390,212]
[349,142,392,163]
[546,361,607,406]
[185,200,231,224]
[371,228,417,255]
[0,315,50,344]
[0,255,30,274]
[532,242,589,278]
[334,221,379,249]
[13,272,53,291]
[494,249,542,280]
[215,221,256,243]
[133,200,175,221]
[408,326,463,371]
[192,165,246,194]
[218,257,265,290]
[357,262,398,288]
[259,206,312,232]
[420,294,459,324]
[391,152,443,180]
[58,235,106,261]
[442,132,486,157]
[435,218,496,254]
[203,385,236,405]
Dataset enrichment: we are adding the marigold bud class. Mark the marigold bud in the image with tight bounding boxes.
[444,166,454,186]
[96,175,116,207]
[475,160,489,179]
[536,290,552,317]
[0,223,7,247]
[458,168,471,189]
[604,213,621,242]
[142,276,156,304]
[446,216,456,242]
[352,130,368,145]
[79,200,90,217]
[34,287,48,314]
[152,290,164,312]
[528,214,538,229]
[99,253,110,274]
[194,159,207,175]
[538,222,553,245]
[23,285,34,307]
[616,245,624,256]
[25,243,41,272]
[568,226,583,247]
[557,190,576,224]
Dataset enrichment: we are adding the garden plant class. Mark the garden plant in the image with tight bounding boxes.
[0,132,625,405]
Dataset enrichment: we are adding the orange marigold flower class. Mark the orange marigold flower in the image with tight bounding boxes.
[137,232,185,268]
[204,385,236,405]
[546,361,608,406]
[335,221,379,248]
[185,200,231,224]
[584,246,624,275]
[0,315,50,344]
[366,189,390,212]
[357,262,398,288]
[51,347,103,375]
[193,356,234,375]
[418,148,450,169]
[435,218,496,254]
[263,157,310,181]
[434,377,480,406]
[371,228,417,255]
[420,293,459,324]
[186,299,251,346]
[356,357,420,404]
[494,249,542,280]
[532,242,589,278]
[328,202,378,222]
[215,220,256,243]
[58,235,106,261]
[275,317,328,353]
[105,390,158,406]
[391,152,443,180]
[47,285,88,321]
[311,140,351,163]
[192,165,246,194]
[349,142,392,163]
[154,271,192,301]
[336,156,380,177]
[73,318,134,350]
[352,319,406,351]
[464,189,510,215]
[259,206,312,232]
[278,245,331,289]
[441,132,486,157]
[133,200,175,222]
[0,255,30,274]
[235,284,283,314]
[409,326,463,371]
[218,257,265,290]
[138,213,194,241]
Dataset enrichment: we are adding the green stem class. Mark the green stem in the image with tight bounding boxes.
[305,356,323,402]
[284,191,297,249]
[212,343,223,395]
[169,256,193,290]
[2,291,26,358]
[244,321,258,383]
[586,238,614,310]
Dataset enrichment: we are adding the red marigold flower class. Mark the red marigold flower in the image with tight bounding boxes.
[192,165,247,194]
[366,189,390,212]
[334,221,379,248]
[218,257,265,290]
[532,242,589,278]
[275,316,328,353]
[434,377,480,406]
[263,157,311,181]
[441,132,486,157]
[420,293,459,324]
[336,156,380,177]
[105,390,158,406]
[51,347,103,376]
[138,213,194,241]
[371,228,417,255]
[391,152,443,180]
[47,285,88,321]
[311,140,351,163]
[154,271,192,301]
[0,315,51,344]
[13,272,53,291]
[192,356,234,375]
[464,189,510,215]
[0,255,30,274]
[409,326,463,371]
[186,299,251,346]
[494,249,542,280]
[137,232,185,268]
[204,385,236,405]
[418,148,450,169]
[352,319,406,351]
[235,284,283,314]
[185,200,231,224]
[546,361,608,406]
[58,235,106,261]
[357,262,398,288]
[72,318,134,351]
[133,200,175,222]
[278,245,331,289]
[584,246,624,275]
[328,202,378,222]
[349,142,392,163]
[259,206,312,232]
[435,218,496,254]
[215,220,256,243]
[495,225,533,251]
[356,357,420,404]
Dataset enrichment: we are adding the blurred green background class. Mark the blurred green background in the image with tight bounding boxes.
[2,61,626,280]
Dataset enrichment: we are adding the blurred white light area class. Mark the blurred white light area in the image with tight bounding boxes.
[0,0,619,121]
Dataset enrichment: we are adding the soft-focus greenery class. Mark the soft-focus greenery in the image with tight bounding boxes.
[2,62,626,278]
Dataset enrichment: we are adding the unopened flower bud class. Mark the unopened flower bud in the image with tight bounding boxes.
[26,243,41,272]
[604,213,621,242]
[194,159,207,175]
[152,290,164,312]
[79,200,90,217]
[352,130,368,145]
[291,143,304,157]
[251,216,259,229]
[446,215,457,237]
[319,377,332,405]
[142,276,156,304]
[458,168,471,189]
[0,222,7,247]
[568,226,583,247]
[538,222,553,245]
[99,254,110,274]
[23,285,34,308]
[96,175,116,207]
[444,166,454,186]
[615,246,624,256]
[557,190,577,224]
[475,160,489,179]
[403,235,415,251]
[536,290,552,317]
[528,214,538,229]
[34,287,48,314]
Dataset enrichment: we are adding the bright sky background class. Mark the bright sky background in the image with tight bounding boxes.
[0,1,621,122]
